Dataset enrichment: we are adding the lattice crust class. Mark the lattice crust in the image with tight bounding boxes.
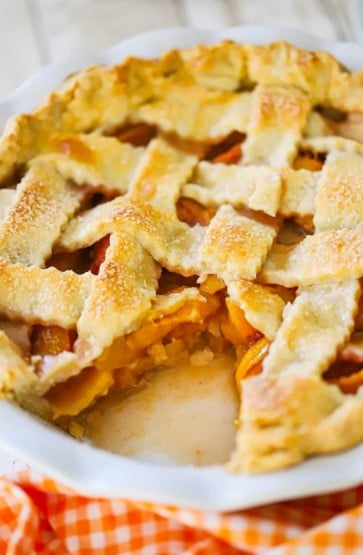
[242,85,310,166]
[1,39,363,473]
[57,196,206,276]
[313,150,363,231]
[260,228,363,287]
[199,205,277,281]
[0,259,93,328]
[183,163,320,217]
[184,162,282,216]
[226,280,285,340]
[301,136,363,157]
[264,281,360,377]
[0,331,36,395]
[1,41,363,182]
[230,117,363,471]
[228,373,363,472]
[127,138,197,212]
[0,165,79,267]
[31,134,145,194]
[75,232,159,364]
[58,197,276,283]
[229,281,361,472]
[135,82,252,140]
[260,147,363,287]
[279,168,319,217]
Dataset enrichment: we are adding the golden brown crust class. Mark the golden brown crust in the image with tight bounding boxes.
[242,85,310,166]
[0,39,363,472]
[76,233,159,364]
[260,228,363,287]
[128,138,197,211]
[264,281,360,377]
[31,133,145,194]
[1,41,363,183]
[228,374,363,472]
[184,162,282,217]
[57,196,206,276]
[0,259,93,328]
[183,163,320,218]
[226,279,285,340]
[199,204,277,281]
[0,331,36,396]
[313,150,363,231]
[0,164,79,266]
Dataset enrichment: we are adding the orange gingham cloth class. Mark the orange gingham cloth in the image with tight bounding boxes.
[1,469,363,555]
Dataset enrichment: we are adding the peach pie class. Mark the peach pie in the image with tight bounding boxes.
[1,40,363,472]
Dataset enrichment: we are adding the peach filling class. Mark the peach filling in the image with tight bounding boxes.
[32,325,76,356]
[37,128,360,424]
[176,198,215,226]
[114,122,245,162]
[293,150,325,171]
[40,276,269,420]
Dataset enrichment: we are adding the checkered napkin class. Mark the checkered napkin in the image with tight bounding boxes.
[1,469,363,555]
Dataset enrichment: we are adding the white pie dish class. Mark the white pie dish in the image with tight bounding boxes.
[1,25,363,511]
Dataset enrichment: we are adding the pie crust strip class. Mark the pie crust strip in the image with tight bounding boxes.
[31,133,145,194]
[183,162,282,217]
[183,163,319,218]
[127,138,197,212]
[0,165,79,267]
[0,331,36,395]
[1,41,363,182]
[241,85,310,167]
[226,279,285,340]
[0,259,93,328]
[75,232,159,364]
[230,145,363,472]
[313,150,363,231]
[263,280,361,377]
[57,196,206,276]
[259,228,363,287]
[199,204,277,281]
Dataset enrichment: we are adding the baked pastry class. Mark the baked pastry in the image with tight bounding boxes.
[1,40,363,472]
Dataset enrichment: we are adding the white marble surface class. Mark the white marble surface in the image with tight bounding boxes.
[0,0,362,476]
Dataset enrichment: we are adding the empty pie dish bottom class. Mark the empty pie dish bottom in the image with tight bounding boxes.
[1,26,363,511]
[86,352,239,467]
